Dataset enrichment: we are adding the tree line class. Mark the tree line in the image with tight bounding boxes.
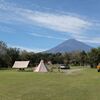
[0,41,100,68]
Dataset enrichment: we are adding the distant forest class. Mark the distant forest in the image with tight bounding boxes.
[0,41,100,68]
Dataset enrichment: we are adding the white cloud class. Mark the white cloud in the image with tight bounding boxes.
[8,44,46,53]
[23,12,92,34]
[70,33,100,44]
[80,37,100,44]
[30,33,66,40]
[0,25,16,33]
[0,0,92,34]
[0,0,100,46]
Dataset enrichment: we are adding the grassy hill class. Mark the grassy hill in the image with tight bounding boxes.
[0,68,100,100]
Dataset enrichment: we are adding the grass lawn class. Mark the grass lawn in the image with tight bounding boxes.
[0,68,100,100]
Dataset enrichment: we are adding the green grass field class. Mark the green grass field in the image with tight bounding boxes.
[0,68,100,100]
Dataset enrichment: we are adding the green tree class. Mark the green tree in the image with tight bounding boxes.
[88,48,100,68]
[79,51,88,66]
[7,48,20,66]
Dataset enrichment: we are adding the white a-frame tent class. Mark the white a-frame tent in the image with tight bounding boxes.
[34,60,48,72]
[12,61,29,69]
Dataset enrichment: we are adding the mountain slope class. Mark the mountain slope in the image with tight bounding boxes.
[46,39,92,53]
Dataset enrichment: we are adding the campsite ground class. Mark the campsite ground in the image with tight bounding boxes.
[0,67,100,100]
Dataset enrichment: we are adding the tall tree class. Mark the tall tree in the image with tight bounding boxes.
[7,48,20,66]
[79,51,88,66]
[88,48,100,68]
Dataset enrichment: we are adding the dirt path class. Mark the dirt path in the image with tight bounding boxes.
[62,68,83,74]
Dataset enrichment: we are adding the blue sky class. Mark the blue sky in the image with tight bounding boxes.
[0,0,100,52]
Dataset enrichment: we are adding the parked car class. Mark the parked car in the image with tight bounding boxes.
[60,64,70,69]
